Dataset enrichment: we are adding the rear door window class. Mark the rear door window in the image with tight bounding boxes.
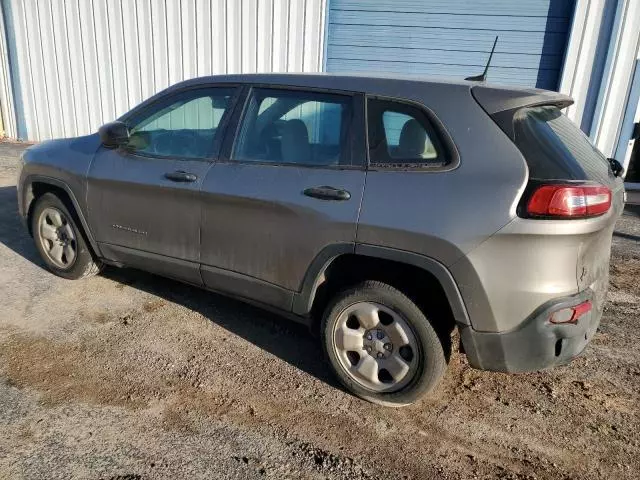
[367,98,447,167]
[513,106,613,185]
[232,88,354,167]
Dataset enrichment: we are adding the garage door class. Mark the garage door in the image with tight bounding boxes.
[326,0,576,90]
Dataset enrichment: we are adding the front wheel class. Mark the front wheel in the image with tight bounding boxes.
[31,192,103,280]
[322,281,447,406]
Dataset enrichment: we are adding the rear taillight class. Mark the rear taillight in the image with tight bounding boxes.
[527,185,611,218]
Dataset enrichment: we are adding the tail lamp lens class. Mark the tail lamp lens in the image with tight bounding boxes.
[527,185,611,218]
[549,300,592,324]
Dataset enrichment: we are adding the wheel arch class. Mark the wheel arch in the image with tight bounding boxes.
[23,175,101,257]
[293,244,470,330]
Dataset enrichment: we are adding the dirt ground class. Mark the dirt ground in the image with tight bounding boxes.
[0,142,639,480]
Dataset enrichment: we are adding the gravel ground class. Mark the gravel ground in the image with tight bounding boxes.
[0,142,639,480]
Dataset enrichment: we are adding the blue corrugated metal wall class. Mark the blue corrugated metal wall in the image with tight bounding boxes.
[326,0,576,90]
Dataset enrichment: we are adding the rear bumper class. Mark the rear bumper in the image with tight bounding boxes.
[460,289,601,373]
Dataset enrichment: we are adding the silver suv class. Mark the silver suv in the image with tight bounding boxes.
[17,74,625,406]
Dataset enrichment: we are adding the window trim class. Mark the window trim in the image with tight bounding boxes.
[365,94,460,172]
[219,84,367,170]
[116,84,242,163]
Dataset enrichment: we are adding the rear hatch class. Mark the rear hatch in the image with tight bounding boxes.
[472,85,625,311]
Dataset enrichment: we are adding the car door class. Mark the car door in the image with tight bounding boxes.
[200,86,366,309]
[87,85,239,285]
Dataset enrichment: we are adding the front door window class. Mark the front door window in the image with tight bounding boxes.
[126,87,236,159]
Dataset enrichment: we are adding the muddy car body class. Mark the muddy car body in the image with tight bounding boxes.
[17,73,625,405]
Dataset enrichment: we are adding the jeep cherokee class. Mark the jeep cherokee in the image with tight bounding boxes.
[17,74,625,406]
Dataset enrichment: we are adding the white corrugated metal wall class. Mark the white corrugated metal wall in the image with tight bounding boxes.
[0,0,327,141]
[559,0,640,164]
[558,0,609,127]
[588,0,640,160]
[0,1,15,138]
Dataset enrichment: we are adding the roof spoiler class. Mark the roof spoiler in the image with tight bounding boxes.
[471,85,574,139]
[471,85,573,114]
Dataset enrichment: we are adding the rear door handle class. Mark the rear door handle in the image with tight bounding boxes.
[164,170,197,182]
[303,186,351,201]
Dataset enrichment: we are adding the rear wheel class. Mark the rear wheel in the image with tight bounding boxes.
[31,193,103,279]
[322,281,447,406]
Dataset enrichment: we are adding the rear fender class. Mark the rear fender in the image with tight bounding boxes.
[292,243,470,327]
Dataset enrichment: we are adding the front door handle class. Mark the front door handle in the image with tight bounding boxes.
[303,186,351,201]
[164,170,197,182]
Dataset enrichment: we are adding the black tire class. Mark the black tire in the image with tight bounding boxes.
[321,280,447,407]
[31,192,103,280]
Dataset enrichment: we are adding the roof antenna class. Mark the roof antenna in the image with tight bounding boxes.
[465,36,498,82]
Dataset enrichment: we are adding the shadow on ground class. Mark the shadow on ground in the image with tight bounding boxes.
[623,204,640,218]
[613,231,640,241]
[0,185,336,389]
[101,266,335,387]
[0,186,45,267]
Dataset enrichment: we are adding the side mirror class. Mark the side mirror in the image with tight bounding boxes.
[99,121,130,148]
[608,158,624,178]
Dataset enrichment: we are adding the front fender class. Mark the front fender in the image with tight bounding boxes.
[18,134,102,255]
[20,174,102,257]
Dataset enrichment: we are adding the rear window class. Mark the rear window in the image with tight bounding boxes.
[513,106,612,184]
[367,98,448,167]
